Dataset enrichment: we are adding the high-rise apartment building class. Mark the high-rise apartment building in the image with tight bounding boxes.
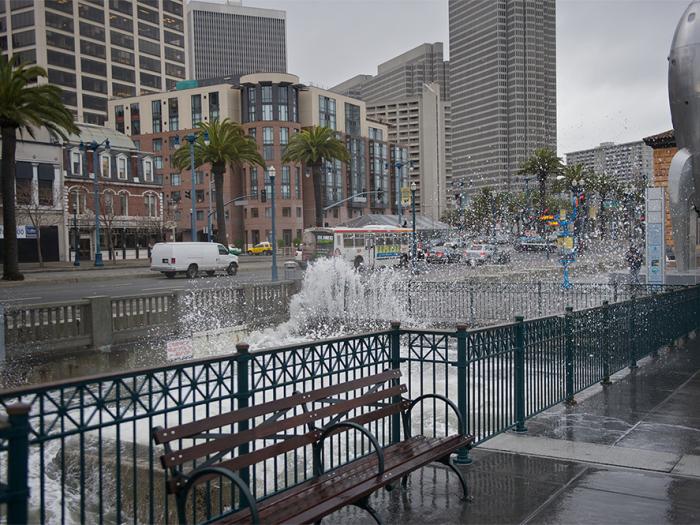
[449,0,556,193]
[186,0,286,80]
[566,141,653,185]
[333,43,451,221]
[0,0,187,125]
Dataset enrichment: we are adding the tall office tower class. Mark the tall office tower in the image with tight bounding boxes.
[333,43,449,102]
[0,0,187,126]
[186,0,286,80]
[449,0,556,193]
[332,43,451,220]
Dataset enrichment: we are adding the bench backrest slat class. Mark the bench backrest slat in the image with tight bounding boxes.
[154,369,401,445]
[162,384,406,469]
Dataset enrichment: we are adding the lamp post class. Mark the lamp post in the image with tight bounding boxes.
[268,166,278,282]
[207,177,213,242]
[72,203,80,267]
[411,181,417,273]
[384,159,414,224]
[186,134,197,241]
[81,139,109,266]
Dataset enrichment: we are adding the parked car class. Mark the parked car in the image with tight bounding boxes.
[151,242,239,279]
[463,243,511,265]
[514,236,556,252]
[248,241,273,255]
[426,245,462,264]
[228,245,243,256]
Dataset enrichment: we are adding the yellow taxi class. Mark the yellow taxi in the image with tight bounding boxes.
[247,241,273,255]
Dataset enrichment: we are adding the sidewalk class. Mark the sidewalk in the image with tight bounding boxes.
[331,334,700,524]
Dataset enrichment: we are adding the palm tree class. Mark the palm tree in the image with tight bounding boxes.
[518,148,562,230]
[590,171,620,239]
[281,126,350,227]
[555,163,590,193]
[173,119,264,245]
[0,55,78,280]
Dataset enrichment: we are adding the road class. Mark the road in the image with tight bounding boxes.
[0,257,289,305]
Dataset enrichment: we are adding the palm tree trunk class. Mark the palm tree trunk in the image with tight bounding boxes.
[1,125,23,280]
[213,168,227,244]
[312,163,323,227]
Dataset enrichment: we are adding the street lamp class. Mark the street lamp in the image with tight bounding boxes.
[268,166,278,282]
[81,139,110,266]
[72,202,80,267]
[186,134,197,242]
[385,159,414,223]
[411,181,417,273]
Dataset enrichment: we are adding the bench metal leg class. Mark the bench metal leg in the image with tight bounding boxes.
[401,474,409,488]
[354,496,382,525]
[438,456,471,502]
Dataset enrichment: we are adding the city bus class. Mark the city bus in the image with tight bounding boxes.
[299,225,412,269]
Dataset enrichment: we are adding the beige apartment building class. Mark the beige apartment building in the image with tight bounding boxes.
[107,73,408,247]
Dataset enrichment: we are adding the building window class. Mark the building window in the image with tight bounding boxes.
[37,165,54,206]
[248,127,257,140]
[70,188,87,214]
[280,127,289,146]
[191,94,202,124]
[168,97,179,130]
[263,127,274,161]
[195,189,204,203]
[247,87,256,121]
[282,207,291,218]
[249,167,258,199]
[145,194,158,217]
[345,103,361,137]
[151,100,162,133]
[278,86,288,121]
[114,105,125,133]
[168,135,180,149]
[100,154,110,178]
[171,190,181,202]
[143,159,153,182]
[209,92,219,121]
[281,166,291,199]
[171,173,181,186]
[319,96,336,130]
[196,210,204,221]
[152,138,162,153]
[117,156,127,180]
[296,207,302,218]
[130,103,140,135]
[261,85,273,121]
[119,192,128,215]
[104,192,115,216]
[295,167,301,199]
[195,171,205,184]
[71,150,82,175]
[154,156,163,169]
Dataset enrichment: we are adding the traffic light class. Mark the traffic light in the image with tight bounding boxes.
[185,191,191,199]
[261,189,267,203]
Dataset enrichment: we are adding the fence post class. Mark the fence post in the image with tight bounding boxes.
[537,282,543,316]
[469,291,476,325]
[390,321,402,445]
[514,316,527,432]
[86,296,113,351]
[5,403,30,525]
[601,301,612,385]
[629,294,637,370]
[564,306,576,405]
[235,343,251,490]
[454,324,472,464]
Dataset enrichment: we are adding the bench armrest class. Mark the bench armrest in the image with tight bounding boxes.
[402,393,466,439]
[177,466,259,525]
[313,421,385,478]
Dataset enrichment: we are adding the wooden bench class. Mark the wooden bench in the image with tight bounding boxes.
[152,369,474,524]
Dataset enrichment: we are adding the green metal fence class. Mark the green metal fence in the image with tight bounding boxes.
[0,285,697,524]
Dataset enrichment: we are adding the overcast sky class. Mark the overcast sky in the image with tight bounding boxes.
[237,0,690,156]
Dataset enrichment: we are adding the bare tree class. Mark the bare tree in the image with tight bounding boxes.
[14,179,61,267]
[98,186,120,263]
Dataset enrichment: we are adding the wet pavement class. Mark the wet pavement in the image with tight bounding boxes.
[328,333,700,524]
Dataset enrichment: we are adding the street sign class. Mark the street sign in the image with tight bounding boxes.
[645,188,665,285]
[166,339,193,361]
[401,187,411,206]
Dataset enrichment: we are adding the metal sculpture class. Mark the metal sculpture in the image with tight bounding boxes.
[668,1,700,271]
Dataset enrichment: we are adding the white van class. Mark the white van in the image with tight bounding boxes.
[150,242,239,279]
